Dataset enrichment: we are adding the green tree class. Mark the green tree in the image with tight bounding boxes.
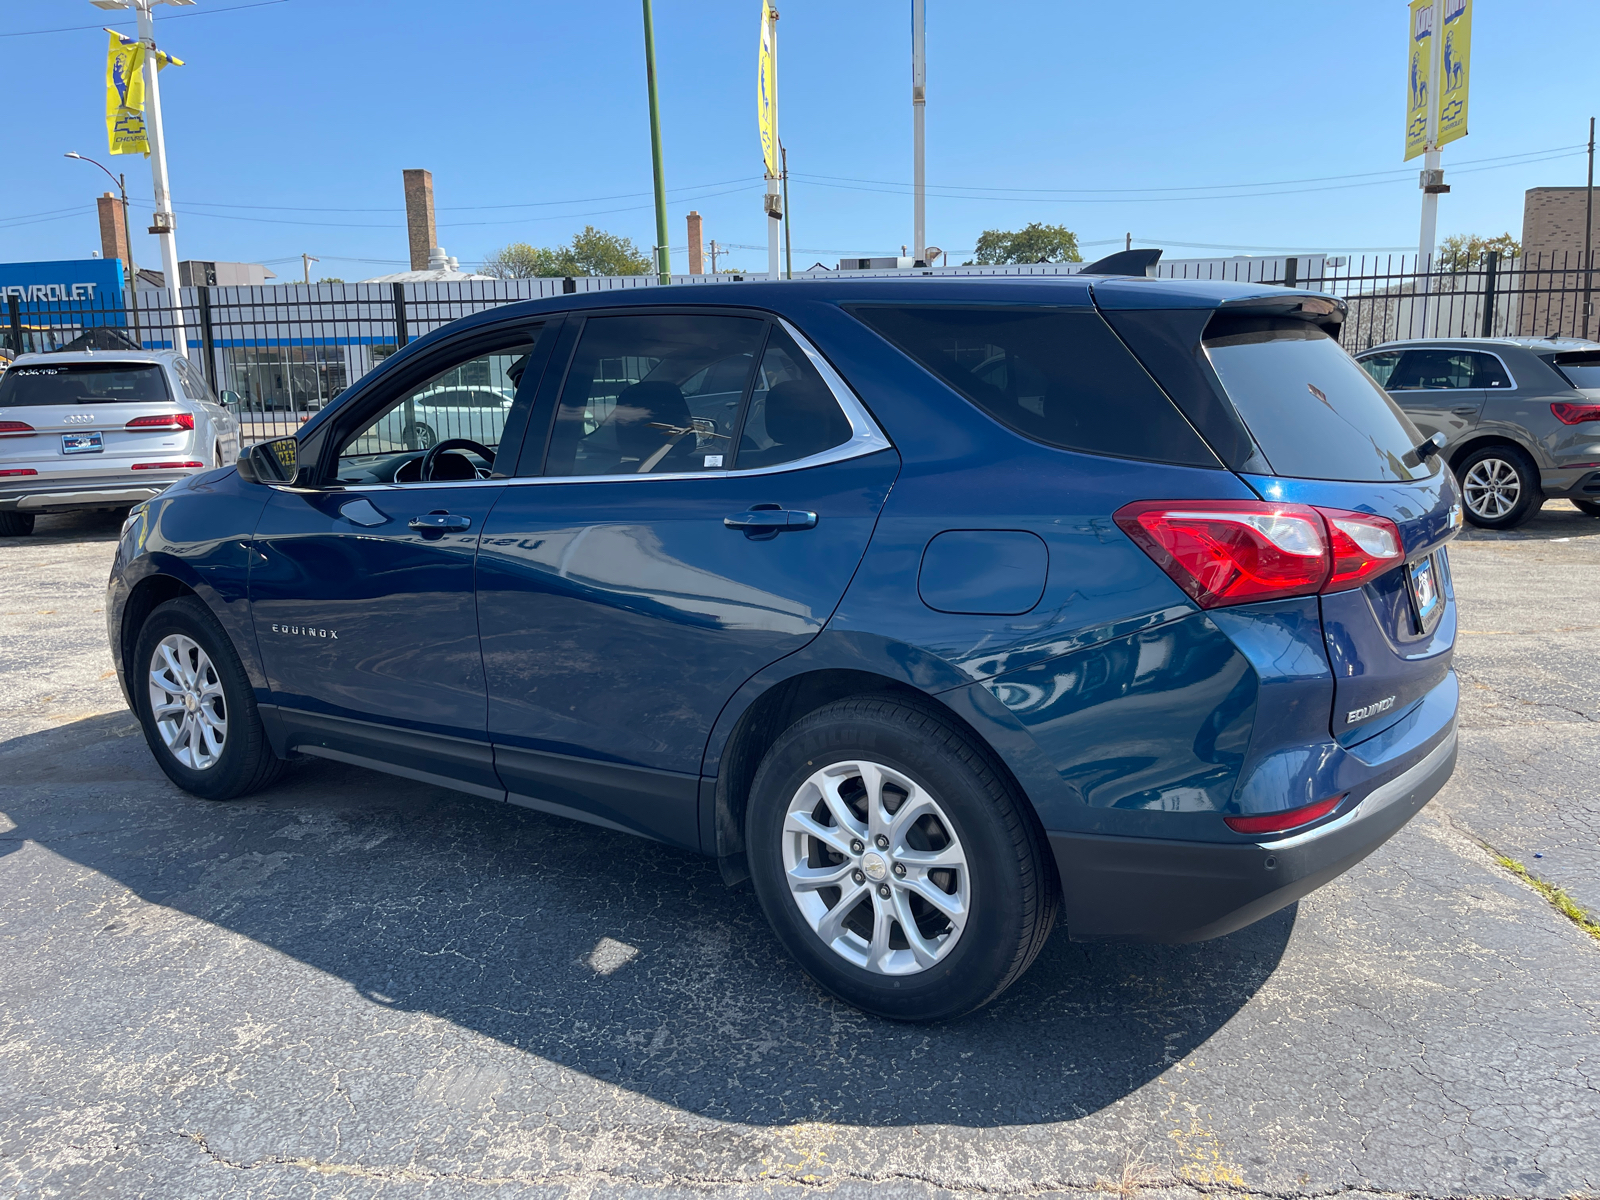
[1437,232,1521,271]
[316,276,344,284]
[481,227,654,279]
[970,222,1082,265]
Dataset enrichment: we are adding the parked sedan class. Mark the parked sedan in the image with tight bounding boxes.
[1356,336,1600,528]
[106,278,1460,1019]
[0,349,239,537]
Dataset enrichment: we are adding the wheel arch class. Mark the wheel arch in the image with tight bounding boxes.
[118,572,201,705]
[1447,433,1540,476]
[705,658,1064,889]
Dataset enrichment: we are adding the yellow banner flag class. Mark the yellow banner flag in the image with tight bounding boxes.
[105,32,148,156]
[757,2,778,177]
[1404,0,1433,161]
[1438,0,1470,148]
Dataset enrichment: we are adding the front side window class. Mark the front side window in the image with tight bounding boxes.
[847,304,1216,466]
[543,314,766,476]
[0,361,171,406]
[336,337,537,484]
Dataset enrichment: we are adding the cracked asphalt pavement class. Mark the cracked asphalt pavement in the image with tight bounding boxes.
[1,505,1597,1199]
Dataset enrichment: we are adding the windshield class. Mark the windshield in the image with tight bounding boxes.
[1204,317,1429,482]
[0,361,170,407]
[1548,352,1600,390]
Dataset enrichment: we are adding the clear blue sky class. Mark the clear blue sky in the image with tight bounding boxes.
[3,0,1597,278]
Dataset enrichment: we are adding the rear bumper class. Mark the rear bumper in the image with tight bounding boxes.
[1049,721,1458,943]
[1540,467,1600,501]
[0,478,184,514]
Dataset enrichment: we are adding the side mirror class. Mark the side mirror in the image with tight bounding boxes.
[219,389,242,406]
[236,437,298,485]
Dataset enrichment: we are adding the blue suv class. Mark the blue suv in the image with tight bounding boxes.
[107,276,1461,1020]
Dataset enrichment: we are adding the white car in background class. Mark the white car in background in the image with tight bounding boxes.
[357,384,515,453]
[0,349,239,537]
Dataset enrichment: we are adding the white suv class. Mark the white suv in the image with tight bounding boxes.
[0,349,239,536]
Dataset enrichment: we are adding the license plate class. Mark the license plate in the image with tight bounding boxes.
[61,431,104,455]
[1408,554,1441,632]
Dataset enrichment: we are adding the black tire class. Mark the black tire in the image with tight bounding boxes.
[746,695,1058,1021]
[402,422,437,451]
[1455,445,1542,529]
[1571,498,1600,518]
[0,511,34,536]
[133,596,285,800]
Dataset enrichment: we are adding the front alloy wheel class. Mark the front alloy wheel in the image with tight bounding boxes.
[783,759,970,975]
[148,633,228,770]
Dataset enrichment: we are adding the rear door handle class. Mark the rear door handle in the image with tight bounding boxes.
[409,511,472,532]
[724,507,818,531]
[1451,407,1480,416]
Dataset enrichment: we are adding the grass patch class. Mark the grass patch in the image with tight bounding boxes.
[1492,852,1600,943]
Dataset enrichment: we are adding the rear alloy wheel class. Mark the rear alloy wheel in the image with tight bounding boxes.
[402,422,437,451]
[747,695,1057,1021]
[134,596,285,800]
[1457,446,1542,529]
[0,511,34,537]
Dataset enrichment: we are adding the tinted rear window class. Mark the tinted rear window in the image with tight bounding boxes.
[848,305,1217,466]
[1548,351,1600,390]
[0,361,171,406]
[1204,318,1428,482]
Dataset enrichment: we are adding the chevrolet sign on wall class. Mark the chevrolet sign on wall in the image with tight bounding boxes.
[0,259,127,313]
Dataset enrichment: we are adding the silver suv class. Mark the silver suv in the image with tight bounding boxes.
[0,349,239,537]
[1357,337,1600,529]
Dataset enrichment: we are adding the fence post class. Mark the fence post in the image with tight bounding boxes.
[1282,256,1298,289]
[197,286,218,392]
[1481,250,1498,338]
[392,282,409,348]
[6,296,20,357]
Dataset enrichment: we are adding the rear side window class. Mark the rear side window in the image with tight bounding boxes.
[737,326,853,469]
[848,305,1217,466]
[1206,318,1427,482]
[1363,348,1511,391]
[0,361,171,406]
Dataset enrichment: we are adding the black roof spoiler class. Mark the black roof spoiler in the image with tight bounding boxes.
[1081,248,1163,277]
[1214,292,1346,334]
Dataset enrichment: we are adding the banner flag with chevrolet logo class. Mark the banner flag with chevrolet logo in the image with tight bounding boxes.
[1403,0,1433,162]
[757,2,778,177]
[1437,0,1471,148]
[104,30,184,157]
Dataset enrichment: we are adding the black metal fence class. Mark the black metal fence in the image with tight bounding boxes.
[5,254,1596,441]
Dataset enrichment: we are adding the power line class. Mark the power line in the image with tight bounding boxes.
[0,0,287,38]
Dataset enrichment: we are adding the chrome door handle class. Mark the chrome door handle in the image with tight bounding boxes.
[1451,407,1480,415]
[724,507,818,531]
[409,511,472,532]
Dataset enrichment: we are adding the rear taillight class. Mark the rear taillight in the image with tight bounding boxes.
[1114,500,1406,608]
[131,460,204,470]
[0,421,37,437]
[1224,795,1344,834]
[0,468,38,477]
[126,413,195,431]
[1551,401,1600,424]
[1322,509,1405,590]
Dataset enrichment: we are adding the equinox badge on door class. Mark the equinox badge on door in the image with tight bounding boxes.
[271,623,339,640]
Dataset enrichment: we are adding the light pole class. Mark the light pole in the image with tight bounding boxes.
[641,0,671,284]
[63,151,141,343]
[91,0,191,357]
[912,0,925,265]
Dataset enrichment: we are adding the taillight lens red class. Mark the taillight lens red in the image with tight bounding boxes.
[131,460,204,470]
[1224,794,1344,834]
[0,421,37,437]
[1551,401,1600,424]
[126,413,195,431]
[1114,500,1405,608]
[0,468,38,477]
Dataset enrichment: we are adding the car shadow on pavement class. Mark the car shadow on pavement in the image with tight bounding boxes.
[1457,500,1600,542]
[0,711,1293,1130]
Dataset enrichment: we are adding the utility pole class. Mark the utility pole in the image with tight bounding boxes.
[911,0,926,264]
[641,0,671,284]
[1583,116,1595,342]
[1417,0,1446,293]
[302,253,319,285]
[708,240,721,274]
[781,143,793,280]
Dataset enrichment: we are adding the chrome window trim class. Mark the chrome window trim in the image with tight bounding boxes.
[325,316,893,493]
[1356,346,1519,394]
